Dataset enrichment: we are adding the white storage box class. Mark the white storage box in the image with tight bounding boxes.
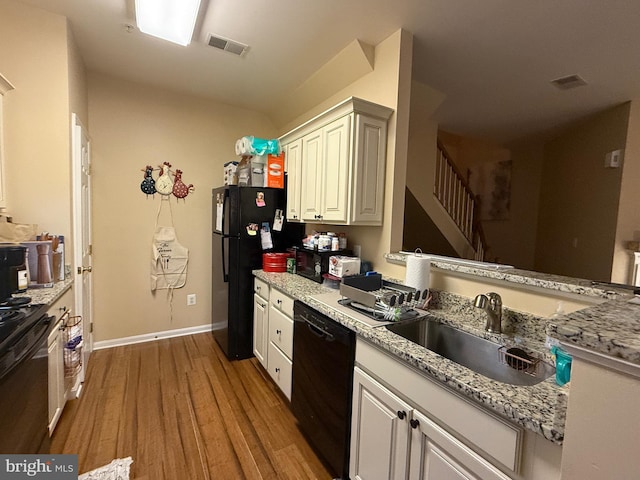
[329,256,361,278]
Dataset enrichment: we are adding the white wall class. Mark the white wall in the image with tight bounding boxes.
[0,0,75,239]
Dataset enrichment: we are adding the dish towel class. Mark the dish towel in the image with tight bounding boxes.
[78,457,133,480]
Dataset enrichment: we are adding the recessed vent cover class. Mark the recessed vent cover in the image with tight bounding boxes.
[207,34,249,56]
[550,74,588,90]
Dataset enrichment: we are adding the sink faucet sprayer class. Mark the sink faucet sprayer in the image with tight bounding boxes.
[474,292,503,333]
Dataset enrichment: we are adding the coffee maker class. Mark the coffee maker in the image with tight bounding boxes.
[0,245,28,303]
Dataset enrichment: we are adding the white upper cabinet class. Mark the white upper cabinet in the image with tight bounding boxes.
[0,73,15,210]
[280,97,393,226]
[284,139,303,222]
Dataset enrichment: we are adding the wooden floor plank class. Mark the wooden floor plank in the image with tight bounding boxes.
[51,333,331,479]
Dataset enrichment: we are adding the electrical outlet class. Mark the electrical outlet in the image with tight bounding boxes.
[187,294,196,306]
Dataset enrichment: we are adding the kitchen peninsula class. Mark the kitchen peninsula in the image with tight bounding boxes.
[254,252,639,479]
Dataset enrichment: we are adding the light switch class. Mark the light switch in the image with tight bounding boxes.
[605,149,623,168]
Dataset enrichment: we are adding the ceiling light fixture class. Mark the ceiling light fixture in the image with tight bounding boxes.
[135,0,202,46]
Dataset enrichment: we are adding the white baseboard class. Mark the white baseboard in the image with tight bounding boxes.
[93,324,213,350]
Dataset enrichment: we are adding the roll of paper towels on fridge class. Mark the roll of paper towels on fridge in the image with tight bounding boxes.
[405,254,431,292]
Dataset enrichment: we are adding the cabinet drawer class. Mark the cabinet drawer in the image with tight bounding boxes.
[254,277,269,301]
[270,288,294,318]
[269,306,293,359]
[268,342,292,400]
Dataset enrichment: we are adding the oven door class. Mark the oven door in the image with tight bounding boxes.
[0,310,54,454]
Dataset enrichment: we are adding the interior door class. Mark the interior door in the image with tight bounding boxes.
[72,113,93,383]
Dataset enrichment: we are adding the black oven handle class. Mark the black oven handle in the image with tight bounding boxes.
[304,319,335,342]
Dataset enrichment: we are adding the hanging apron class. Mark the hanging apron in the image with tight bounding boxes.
[151,200,188,291]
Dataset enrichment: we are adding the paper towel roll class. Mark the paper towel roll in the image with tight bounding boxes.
[235,137,253,156]
[405,254,431,293]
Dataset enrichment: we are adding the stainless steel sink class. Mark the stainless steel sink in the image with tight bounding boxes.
[386,318,555,386]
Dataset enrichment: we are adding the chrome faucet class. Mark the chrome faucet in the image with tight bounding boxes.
[474,292,503,333]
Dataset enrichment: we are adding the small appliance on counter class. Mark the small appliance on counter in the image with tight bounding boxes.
[294,246,351,283]
[0,244,28,304]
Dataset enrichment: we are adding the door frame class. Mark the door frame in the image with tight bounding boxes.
[71,113,93,373]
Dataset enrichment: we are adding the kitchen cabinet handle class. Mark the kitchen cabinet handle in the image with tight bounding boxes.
[397,410,406,420]
[410,419,420,429]
[276,329,282,335]
[276,299,282,305]
[275,367,280,373]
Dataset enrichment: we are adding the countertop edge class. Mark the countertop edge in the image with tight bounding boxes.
[386,252,640,366]
[15,278,73,307]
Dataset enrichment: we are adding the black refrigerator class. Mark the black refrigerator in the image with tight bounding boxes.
[212,186,303,360]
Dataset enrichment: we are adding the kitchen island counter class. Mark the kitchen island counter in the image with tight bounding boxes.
[253,270,568,445]
[386,252,640,367]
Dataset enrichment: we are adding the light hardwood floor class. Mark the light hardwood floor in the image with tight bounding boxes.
[51,333,332,480]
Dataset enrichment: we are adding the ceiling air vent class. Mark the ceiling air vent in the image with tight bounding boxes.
[207,34,249,57]
[550,74,587,90]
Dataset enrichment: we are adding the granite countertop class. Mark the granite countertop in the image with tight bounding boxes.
[15,277,73,307]
[386,252,640,366]
[253,270,568,444]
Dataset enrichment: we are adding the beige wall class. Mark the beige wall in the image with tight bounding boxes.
[612,100,640,283]
[0,0,74,239]
[88,73,277,342]
[536,103,629,281]
[281,29,414,279]
[561,359,640,479]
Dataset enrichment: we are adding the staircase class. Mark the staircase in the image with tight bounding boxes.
[433,140,487,261]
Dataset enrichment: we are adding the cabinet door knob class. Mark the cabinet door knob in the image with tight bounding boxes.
[277,299,282,304]
[397,410,406,420]
[276,329,282,335]
[275,367,280,373]
[410,419,420,429]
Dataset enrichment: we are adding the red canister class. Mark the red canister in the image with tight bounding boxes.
[262,252,291,272]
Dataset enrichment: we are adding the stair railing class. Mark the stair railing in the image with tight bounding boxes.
[434,140,487,261]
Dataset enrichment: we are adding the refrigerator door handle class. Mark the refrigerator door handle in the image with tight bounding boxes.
[221,187,230,236]
[221,234,229,283]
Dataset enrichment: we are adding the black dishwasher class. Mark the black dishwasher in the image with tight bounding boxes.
[291,301,355,480]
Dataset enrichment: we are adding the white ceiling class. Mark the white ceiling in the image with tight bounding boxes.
[16,0,640,143]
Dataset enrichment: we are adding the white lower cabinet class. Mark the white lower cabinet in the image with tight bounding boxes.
[47,287,74,435]
[409,409,510,480]
[47,320,65,435]
[350,367,411,480]
[351,367,510,480]
[253,293,269,367]
[267,288,295,399]
[252,277,295,400]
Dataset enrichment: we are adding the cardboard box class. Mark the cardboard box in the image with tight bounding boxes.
[329,256,361,278]
[266,153,285,189]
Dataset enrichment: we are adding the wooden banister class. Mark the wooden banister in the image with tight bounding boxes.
[434,140,488,261]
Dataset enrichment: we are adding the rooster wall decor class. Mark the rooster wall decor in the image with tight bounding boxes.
[139,162,196,202]
[172,169,195,200]
[155,162,174,196]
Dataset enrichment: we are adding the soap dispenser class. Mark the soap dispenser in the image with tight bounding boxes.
[551,346,572,386]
